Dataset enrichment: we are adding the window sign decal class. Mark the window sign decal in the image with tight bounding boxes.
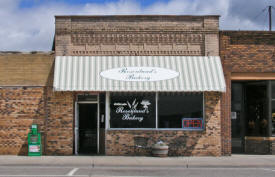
[110,94,156,128]
[231,112,237,119]
[182,118,204,130]
[114,99,151,122]
[100,67,179,82]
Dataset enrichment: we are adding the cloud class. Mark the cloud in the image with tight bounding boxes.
[82,0,142,15]
[0,0,274,51]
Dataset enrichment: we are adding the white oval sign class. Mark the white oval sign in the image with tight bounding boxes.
[100,67,179,82]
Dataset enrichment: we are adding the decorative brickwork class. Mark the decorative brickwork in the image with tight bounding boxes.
[106,92,222,156]
[55,15,219,56]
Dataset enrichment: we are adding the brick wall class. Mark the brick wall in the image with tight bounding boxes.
[219,31,275,155]
[0,52,75,155]
[220,31,275,73]
[0,86,74,155]
[0,87,46,155]
[0,52,54,86]
[45,89,74,155]
[106,92,222,156]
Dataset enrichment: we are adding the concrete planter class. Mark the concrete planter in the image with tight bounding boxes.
[152,143,169,157]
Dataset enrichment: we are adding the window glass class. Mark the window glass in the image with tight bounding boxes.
[232,83,242,103]
[272,81,275,99]
[110,93,155,128]
[272,101,275,135]
[231,83,243,138]
[245,83,268,136]
[78,95,97,102]
[99,93,106,128]
[272,81,275,135]
[158,93,203,129]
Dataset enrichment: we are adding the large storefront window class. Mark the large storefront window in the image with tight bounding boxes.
[158,93,203,129]
[109,92,204,129]
[110,93,156,128]
[272,81,275,135]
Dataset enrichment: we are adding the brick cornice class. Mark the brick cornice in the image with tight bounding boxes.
[70,32,204,45]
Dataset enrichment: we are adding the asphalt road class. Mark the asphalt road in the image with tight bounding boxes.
[0,165,275,177]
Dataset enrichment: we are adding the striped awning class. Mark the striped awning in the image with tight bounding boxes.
[53,56,226,92]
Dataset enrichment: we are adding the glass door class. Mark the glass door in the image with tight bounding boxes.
[75,94,100,155]
[245,81,268,137]
[231,82,245,153]
[78,103,98,154]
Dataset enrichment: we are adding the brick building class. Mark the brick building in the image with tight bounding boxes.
[220,31,275,154]
[0,15,274,156]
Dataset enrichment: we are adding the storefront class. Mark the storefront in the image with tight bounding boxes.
[53,55,225,155]
[220,31,275,155]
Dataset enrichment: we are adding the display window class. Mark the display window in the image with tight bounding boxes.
[158,93,203,129]
[110,93,156,128]
[272,81,275,135]
[109,92,204,130]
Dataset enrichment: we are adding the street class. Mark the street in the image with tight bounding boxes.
[1,155,275,177]
[0,165,275,177]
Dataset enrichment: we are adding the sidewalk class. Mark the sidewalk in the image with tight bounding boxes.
[0,155,275,168]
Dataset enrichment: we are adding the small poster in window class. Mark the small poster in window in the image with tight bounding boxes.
[182,118,204,130]
[231,112,237,119]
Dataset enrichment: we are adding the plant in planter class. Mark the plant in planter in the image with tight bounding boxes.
[151,141,169,157]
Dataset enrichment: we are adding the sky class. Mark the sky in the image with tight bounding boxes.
[0,0,274,51]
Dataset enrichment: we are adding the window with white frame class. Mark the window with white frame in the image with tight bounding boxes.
[158,93,204,129]
[109,92,204,130]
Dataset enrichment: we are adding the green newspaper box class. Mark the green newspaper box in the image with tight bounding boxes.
[28,124,42,156]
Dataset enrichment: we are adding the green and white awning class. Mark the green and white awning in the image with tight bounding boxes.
[53,56,226,92]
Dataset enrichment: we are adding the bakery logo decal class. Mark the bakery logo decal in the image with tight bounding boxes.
[100,67,179,82]
[114,99,151,122]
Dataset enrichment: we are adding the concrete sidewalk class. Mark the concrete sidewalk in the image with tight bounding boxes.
[0,155,275,168]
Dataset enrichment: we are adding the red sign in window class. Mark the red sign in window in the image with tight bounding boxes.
[182,118,204,130]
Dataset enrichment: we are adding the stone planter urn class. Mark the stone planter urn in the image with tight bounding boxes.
[152,141,169,157]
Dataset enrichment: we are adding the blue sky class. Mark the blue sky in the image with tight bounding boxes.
[0,0,274,51]
[19,0,159,8]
